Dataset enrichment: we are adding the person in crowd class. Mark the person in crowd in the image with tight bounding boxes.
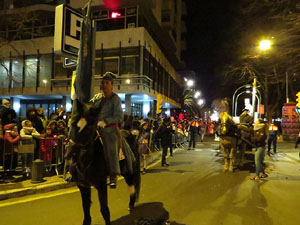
[200,119,207,142]
[295,131,300,149]
[20,120,40,177]
[57,120,68,137]
[251,118,269,180]
[268,123,279,155]
[138,122,151,174]
[48,120,58,135]
[3,123,20,176]
[239,108,254,126]
[0,99,17,126]
[94,72,123,188]
[188,118,200,150]
[155,117,173,167]
[40,126,57,165]
[37,107,48,130]
[26,107,44,134]
[0,120,3,170]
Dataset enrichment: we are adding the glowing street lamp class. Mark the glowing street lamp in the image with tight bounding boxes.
[198,99,204,106]
[194,91,201,98]
[259,40,271,51]
[187,80,194,87]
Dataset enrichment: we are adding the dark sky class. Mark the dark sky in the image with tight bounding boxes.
[183,1,236,103]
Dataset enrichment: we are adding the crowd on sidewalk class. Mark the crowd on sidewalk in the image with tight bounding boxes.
[0,99,69,180]
[0,96,219,181]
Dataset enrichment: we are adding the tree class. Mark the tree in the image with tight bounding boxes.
[182,89,202,117]
[220,0,300,122]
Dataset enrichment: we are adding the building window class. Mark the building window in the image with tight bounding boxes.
[103,58,119,74]
[12,58,23,88]
[24,57,37,87]
[0,60,9,88]
[39,54,52,87]
[121,56,138,75]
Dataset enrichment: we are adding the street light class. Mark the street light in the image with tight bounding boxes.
[42,79,47,87]
[187,80,194,87]
[194,91,201,98]
[259,40,271,51]
[198,99,204,106]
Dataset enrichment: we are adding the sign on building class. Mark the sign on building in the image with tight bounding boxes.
[54,4,84,58]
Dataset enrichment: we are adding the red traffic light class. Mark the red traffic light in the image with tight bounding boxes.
[111,11,121,18]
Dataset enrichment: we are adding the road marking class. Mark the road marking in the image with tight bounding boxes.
[195,149,203,152]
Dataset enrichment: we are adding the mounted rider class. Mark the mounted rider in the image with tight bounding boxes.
[94,72,123,188]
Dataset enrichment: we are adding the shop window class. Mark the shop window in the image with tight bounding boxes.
[39,54,52,87]
[0,60,9,88]
[12,58,23,88]
[24,57,37,87]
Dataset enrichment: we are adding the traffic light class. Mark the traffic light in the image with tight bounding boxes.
[156,94,163,115]
[296,92,300,108]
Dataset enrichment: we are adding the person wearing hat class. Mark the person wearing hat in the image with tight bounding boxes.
[155,117,173,166]
[0,99,17,126]
[239,108,254,126]
[94,72,123,188]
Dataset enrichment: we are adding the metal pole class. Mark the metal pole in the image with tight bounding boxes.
[286,71,289,103]
[252,77,257,117]
[232,84,252,117]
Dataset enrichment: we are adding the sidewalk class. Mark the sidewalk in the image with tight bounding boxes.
[0,150,162,201]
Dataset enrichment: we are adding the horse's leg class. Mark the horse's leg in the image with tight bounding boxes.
[79,185,92,225]
[229,146,236,172]
[96,182,111,225]
[239,143,246,167]
[123,172,136,211]
[221,144,229,171]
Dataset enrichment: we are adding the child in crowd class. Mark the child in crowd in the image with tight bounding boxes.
[3,123,20,175]
[40,126,57,165]
[20,120,40,177]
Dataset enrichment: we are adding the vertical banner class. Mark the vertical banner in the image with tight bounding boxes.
[75,1,94,103]
[71,71,76,99]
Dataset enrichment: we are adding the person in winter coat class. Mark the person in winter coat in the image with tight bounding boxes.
[3,123,20,172]
[0,99,17,126]
[26,106,44,134]
[48,120,58,135]
[20,120,40,176]
[138,122,151,174]
[155,117,173,167]
[188,118,200,150]
[40,126,57,164]
[37,107,48,130]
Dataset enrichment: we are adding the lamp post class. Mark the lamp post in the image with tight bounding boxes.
[232,84,252,116]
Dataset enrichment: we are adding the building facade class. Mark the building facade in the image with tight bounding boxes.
[0,0,186,118]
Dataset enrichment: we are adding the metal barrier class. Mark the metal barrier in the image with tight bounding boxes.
[40,136,66,176]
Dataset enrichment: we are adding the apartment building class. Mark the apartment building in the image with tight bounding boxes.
[0,0,187,118]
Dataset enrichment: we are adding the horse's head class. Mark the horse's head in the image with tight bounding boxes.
[219,112,233,136]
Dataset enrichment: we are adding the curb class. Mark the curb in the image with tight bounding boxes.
[0,150,164,201]
[0,180,75,201]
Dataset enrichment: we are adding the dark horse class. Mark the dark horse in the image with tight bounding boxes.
[65,99,141,225]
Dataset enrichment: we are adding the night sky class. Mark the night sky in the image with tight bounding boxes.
[183,0,236,104]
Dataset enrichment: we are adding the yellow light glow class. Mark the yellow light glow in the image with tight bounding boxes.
[259,40,271,50]
[125,79,131,84]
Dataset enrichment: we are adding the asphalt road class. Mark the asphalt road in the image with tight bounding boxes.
[1,140,300,225]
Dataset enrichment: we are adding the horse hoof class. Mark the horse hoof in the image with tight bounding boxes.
[229,167,234,172]
[128,204,135,211]
[82,217,91,225]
